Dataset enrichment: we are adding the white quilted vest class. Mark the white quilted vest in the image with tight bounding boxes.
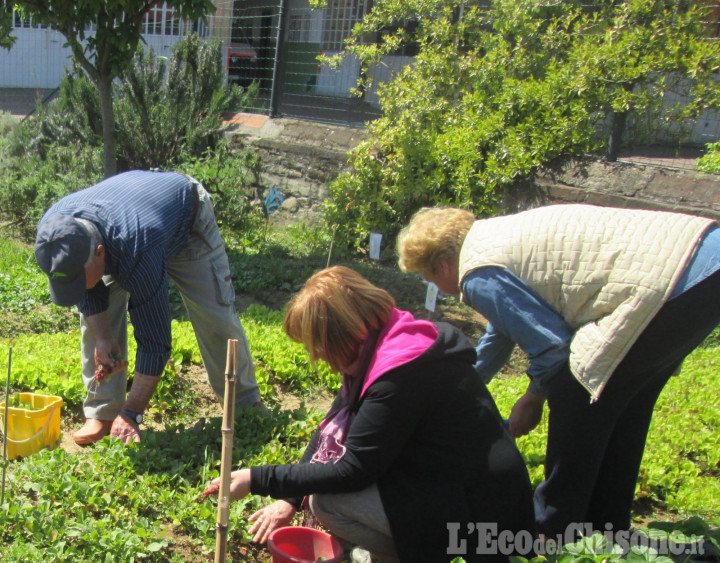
[459,204,715,400]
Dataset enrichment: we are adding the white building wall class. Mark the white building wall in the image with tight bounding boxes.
[0,5,195,90]
[0,27,73,88]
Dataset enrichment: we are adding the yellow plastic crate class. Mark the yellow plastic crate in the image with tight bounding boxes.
[0,393,63,460]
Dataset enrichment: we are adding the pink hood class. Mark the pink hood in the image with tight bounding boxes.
[361,308,439,397]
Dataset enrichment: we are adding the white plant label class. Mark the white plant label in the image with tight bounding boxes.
[425,282,438,312]
[369,232,382,260]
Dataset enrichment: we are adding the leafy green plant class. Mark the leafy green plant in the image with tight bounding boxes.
[0,305,340,413]
[698,142,720,174]
[179,140,265,241]
[115,34,256,170]
[6,393,40,410]
[30,66,103,158]
[324,0,720,251]
[0,39,261,245]
[1,404,324,562]
[0,118,103,237]
[0,111,19,167]
[0,236,76,338]
[241,304,341,396]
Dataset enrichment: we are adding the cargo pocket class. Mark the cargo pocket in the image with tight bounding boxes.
[211,254,236,306]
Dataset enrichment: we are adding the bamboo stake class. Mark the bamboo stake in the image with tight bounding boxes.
[2,346,12,506]
[326,224,338,268]
[215,339,238,563]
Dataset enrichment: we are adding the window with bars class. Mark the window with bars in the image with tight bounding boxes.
[138,2,208,38]
[11,6,45,29]
[288,10,312,43]
[142,3,183,36]
[322,0,369,51]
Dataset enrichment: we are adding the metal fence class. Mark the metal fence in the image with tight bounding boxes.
[223,0,386,126]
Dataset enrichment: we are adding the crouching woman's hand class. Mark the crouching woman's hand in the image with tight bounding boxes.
[202,468,251,501]
[248,500,297,544]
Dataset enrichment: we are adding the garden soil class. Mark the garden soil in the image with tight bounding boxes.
[59,363,337,455]
[57,266,490,455]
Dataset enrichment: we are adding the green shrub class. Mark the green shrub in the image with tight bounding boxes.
[179,140,265,243]
[0,120,102,238]
[115,34,257,170]
[697,142,720,174]
[25,34,254,172]
[0,111,18,144]
[0,76,103,239]
[0,34,260,240]
[0,235,77,338]
[30,68,103,158]
[324,0,720,252]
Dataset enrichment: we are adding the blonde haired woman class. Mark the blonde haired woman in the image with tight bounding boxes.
[397,204,720,538]
[205,266,535,563]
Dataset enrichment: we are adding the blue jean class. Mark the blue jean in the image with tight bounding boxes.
[535,268,720,536]
[81,183,260,420]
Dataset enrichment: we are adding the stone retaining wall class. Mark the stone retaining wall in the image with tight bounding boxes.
[504,156,720,220]
[228,117,718,222]
[228,117,367,224]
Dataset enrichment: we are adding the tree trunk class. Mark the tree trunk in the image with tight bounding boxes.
[97,74,117,178]
[607,109,627,162]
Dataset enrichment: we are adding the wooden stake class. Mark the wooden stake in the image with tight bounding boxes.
[1,347,11,506]
[215,339,238,563]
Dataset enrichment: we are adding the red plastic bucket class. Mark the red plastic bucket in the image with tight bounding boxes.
[267,526,345,563]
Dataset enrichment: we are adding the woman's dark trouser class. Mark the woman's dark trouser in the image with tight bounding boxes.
[534,269,720,538]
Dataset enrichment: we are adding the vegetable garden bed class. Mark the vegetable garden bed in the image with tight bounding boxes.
[1,234,719,562]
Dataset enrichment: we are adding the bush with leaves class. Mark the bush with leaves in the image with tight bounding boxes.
[324,0,720,251]
[115,34,257,170]
[25,33,254,172]
[0,114,102,237]
[29,68,103,159]
[0,34,261,239]
[179,140,266,243]
[698,141,720,174]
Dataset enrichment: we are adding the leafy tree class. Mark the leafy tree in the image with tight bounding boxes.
[324,0,720,250]
[0,2,15,50]
[16,0,215,177]
[0,34,258,236]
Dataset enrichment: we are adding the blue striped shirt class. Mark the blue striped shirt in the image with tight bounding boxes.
[40,170,195,376]
[464,225,720,395]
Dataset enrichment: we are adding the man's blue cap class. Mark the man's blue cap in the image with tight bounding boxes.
[34,214,91,307]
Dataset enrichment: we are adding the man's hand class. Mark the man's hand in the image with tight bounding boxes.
[94,352,128,381]
[508,390,546,437]
[86,313,128,377]
[111,413,141,444]
[247,500,296,544]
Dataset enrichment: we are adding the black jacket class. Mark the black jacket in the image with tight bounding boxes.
[251,322,535,562]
